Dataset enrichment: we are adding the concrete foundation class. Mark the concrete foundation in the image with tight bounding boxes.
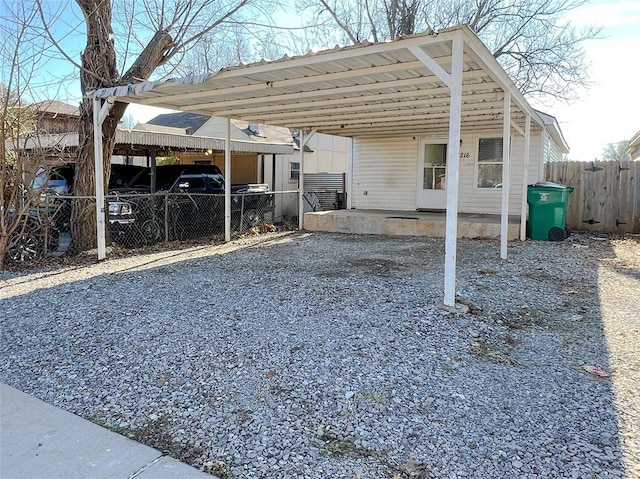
[304,209,521,240]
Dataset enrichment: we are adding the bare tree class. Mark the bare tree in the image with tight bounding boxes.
[31,0,271,253]
[0,1,56,269]
[602,141,630,162]
[298,0,600,102]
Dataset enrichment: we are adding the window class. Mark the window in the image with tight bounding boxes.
[477,138,503,188]
[289,161,300,181]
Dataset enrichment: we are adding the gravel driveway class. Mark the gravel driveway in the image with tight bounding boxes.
[1,231,638,479]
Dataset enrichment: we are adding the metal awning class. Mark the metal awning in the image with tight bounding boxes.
[92,25,543,137]
[90,25,542,307]
[14,129,293,156]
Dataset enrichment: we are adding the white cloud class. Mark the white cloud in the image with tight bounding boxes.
[126,105,177,124]
[568,0,640,28]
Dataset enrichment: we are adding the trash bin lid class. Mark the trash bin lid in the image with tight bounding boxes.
[530,180,569,189]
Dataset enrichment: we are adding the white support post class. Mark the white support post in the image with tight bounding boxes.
[224,117,231,242]
[93,97,106,260]
[346,137,354,209]
[500,91,511,259]
[443,35,464,307]
[520,115,531,241]
[298,130,305,230]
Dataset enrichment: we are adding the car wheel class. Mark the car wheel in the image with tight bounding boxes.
[140,219,162,246]
[243,208,263,228]
[7,231,43,263]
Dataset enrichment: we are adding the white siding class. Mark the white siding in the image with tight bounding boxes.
[544,130,564,163]
[352,137,419,210]
[352,132,545,215]
[457,132,543,215]
[195,117,249,140]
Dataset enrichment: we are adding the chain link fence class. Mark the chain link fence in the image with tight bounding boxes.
[4,190,299,265]
[108,191,287,247]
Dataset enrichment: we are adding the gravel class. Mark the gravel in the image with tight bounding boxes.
[1,231,639,478]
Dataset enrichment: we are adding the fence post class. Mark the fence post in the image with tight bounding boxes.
[164,194,169,242]
[240,194,245,231]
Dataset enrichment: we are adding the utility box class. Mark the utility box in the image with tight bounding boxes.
[527,181,574,241]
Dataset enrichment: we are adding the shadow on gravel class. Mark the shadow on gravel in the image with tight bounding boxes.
[0,231,635,478]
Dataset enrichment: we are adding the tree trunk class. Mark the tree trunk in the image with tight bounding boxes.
[70,0,173,253]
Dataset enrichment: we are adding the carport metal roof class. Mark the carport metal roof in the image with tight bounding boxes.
[91,25,542,307]
[94,26,542,137]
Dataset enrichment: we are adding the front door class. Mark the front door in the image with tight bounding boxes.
[417,140,447,210]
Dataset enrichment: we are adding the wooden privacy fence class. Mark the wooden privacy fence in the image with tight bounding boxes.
[545,161,640,234]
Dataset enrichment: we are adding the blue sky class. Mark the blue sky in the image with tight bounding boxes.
[18,0,640,161]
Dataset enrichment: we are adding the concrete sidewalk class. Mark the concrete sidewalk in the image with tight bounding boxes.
[0,383,216,479]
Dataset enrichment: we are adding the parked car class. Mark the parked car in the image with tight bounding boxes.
[31,164,147,232]
[108,167,274,246]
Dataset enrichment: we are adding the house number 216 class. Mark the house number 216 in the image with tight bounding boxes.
[459,152,470,159]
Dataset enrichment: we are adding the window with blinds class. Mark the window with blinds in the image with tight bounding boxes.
[477,138,503,188]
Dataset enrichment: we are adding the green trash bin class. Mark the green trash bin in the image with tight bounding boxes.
[527,181,574,241]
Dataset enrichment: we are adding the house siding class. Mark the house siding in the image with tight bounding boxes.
[352,137,419,210]
[352,132,544,215]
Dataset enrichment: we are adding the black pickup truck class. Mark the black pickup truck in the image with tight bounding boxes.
[108,166,273,246]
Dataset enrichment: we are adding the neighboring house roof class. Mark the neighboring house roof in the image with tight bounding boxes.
[32,100,79,117]
[148,112,210,134]
[627,129,640,160]
[12,127,293,155]
[148,113,296,146]
[132,122,187,135]
[535,110,570,154]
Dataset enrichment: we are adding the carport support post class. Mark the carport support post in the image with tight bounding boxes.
[92,96,112,261]
[150,148,157,193]
[298,130,305,230]
[443,35,463,307]
[520,115,531,240]
[224,117,231,242]
[500,92,511,259]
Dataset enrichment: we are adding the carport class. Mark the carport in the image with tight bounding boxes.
[90,25,544,307]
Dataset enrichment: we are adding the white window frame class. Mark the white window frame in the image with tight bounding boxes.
[289,161,300,182]
[475,137,504,189]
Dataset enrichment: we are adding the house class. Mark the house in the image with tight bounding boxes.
[628,130,640,161]
[147,113,350,216]
[89,25,570,305]
[32,100,79,134]
[16,124,293,191]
